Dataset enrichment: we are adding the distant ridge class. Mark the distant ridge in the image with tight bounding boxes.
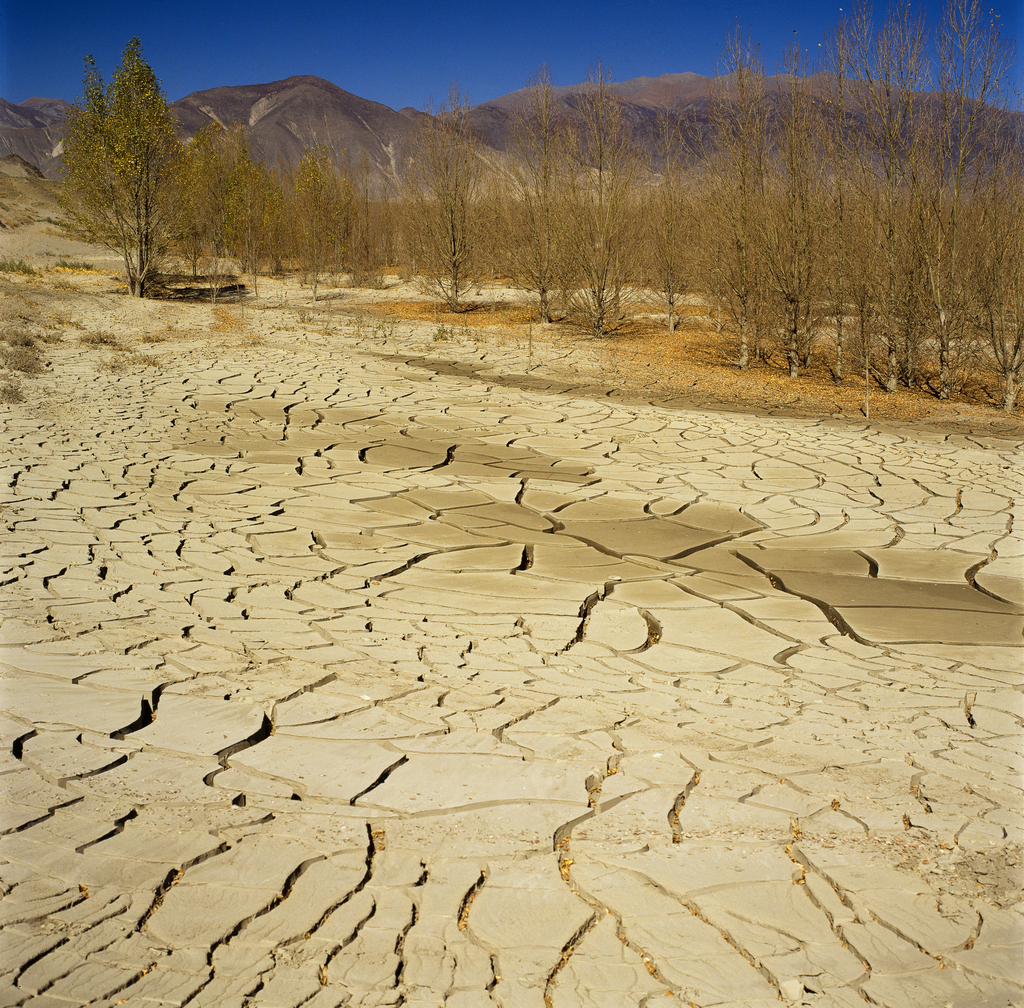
[17,97,72,123]
[170,75,418,178]
[0,71,722,178]
[1,71,1020,180]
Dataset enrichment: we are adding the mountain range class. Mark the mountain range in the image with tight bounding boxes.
[0,96,72,178]
[2,72,1020,182]
[0,72,728,180]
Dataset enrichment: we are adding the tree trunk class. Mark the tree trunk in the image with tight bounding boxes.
[787,313,800,378]
[834,318,844,383]
[737,326,749,369]
[938,332,950,399]
[538,289,551,324]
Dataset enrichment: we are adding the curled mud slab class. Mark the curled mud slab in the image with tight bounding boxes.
[0,328,1021,1008]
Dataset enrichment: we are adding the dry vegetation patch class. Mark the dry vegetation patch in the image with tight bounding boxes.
[0,258,37,275]
[78,331,122,347]
[355,297,1021,432]
[364,299,540,329]
[0,324,46,402]
[49,260,99,272]
[0,240,1017,438]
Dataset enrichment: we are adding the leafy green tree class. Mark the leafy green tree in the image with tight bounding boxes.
[59,38,181,297]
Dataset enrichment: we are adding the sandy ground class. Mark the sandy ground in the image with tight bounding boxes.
[0,193,1022,1007]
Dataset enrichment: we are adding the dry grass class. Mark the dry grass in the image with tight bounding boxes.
[50,312,86,329]
[597,322,1016,424]
[51,260,98,272]
[79,331,122,347]
[357,298,1022,431]
[0,345,42,374]
[100,352,134,373]
[210,304,243,334]
[367,299,538,329]
[0,328,44,375]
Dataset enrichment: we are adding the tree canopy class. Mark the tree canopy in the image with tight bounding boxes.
[59,38,181,297]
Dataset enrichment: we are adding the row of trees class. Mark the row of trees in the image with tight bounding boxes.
[59,3,1024,411]
[59,43,380,301]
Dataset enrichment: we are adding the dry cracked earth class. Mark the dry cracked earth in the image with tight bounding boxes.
[1,311,1022,1008]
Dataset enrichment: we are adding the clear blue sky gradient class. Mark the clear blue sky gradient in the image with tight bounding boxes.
[2,0,1021,109]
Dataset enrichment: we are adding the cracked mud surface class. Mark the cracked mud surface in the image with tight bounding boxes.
[1,316,1022,1008]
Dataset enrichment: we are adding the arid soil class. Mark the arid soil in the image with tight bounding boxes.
[1,190,1022,1008]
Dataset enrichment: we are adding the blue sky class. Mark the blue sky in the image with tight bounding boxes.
[1,0,1021,108]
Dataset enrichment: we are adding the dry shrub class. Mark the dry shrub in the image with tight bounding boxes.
[0,381,24,403]
[100,353,133,373]
[79,332,121,347]
[348,273,388,289]
[49,311,84,329]
[364,299,535,329]
[3,328,36,347]
[0,344,42,374]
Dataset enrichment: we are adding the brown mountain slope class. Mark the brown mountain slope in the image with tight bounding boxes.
[16,97,72,123]
[0,71,725,177]
[171,75,417,178]
[3,70,1021,180]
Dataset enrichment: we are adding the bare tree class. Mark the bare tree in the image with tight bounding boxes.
[561,64,643,338]
[759,47,825,378]
[175,123,218,279]
[844,0,930,392]
[405,86,482,311]
[224,145,277,296]
[348,150,397,286]
[704,30,771,368]
[912,0,1013,399]
[177,123,249,295]
[848,211,886,416]
[821,28,856,383]
[646,106,698,334]
[972,99,1024,412]
[260,167,287,276]
[502,67,567,322]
